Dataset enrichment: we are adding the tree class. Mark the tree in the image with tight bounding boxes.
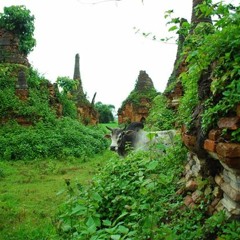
[56,76,78,94]
[95,102,115,123]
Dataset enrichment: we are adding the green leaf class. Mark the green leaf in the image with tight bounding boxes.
[103,219,112,227]
[147,161,158,170]
[111,235,121,240]
[70,205,87,215]
[86,216,97,234]
[168,25,178,32]
[117,225,129,234]
[92,192,102,202]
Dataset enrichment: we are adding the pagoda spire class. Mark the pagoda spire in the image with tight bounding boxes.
[73,53,84,99]
[73,53,81,80]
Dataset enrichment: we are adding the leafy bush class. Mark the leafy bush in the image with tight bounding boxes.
[0,118,108,161]
[55,134,240,239]
[55,135,188,239]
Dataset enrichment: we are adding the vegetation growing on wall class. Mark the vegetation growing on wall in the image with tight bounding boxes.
[0,64,56,123]
[0,63,108,161]
[167,1,240,140]
[146,94,176,130]
[120,87,157,111]
[0,5,36,55]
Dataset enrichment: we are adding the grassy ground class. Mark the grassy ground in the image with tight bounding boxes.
[0,151,114,240]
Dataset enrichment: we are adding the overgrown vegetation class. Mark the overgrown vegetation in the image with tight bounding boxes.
[55,136,240,239]
[0,5,36,55]
[0,118,108,161]
[95,102,115,123]
[0,64,56,124]
[146,94,176,130]
[119,71,158,111]
[165,1,240,140]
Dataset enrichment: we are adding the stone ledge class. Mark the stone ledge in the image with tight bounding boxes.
[215,175,240,202]
[222,194,240,216]
[218,155,240,170]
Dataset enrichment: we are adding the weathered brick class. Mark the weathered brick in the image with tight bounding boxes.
[211,198,221,207]
[216,143,240,158]
[217,117,240,130]
[204,139,216,152]
[186,179,198,191]
[182,134,197,151]
[184,195,193,206]
[215,175,224,186]
[222,194,240,215]
[218,155,240,170]
[208,129,222,141]
[192,190,204,203]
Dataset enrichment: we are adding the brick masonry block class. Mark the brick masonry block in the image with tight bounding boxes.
[216,143,240,158]
[218,155,240,169]
[221,182,240,202]
[217,117,240,130]
[208,129,222,141]
[182,134,197,151]
[204,139,216,152]
[184,195,193,206]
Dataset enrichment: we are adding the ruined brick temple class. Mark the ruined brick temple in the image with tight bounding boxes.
[165,1,240,219]
[118,70,158,124]
[71,53,99,125]
[0,27,98,125]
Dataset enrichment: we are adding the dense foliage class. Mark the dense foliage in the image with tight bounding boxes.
[146,94,176,130]
[0,118,108,161]
[56,135,187,239]
[95,102,115,123]
[55,136,240,239]
[0,64,57,123]
[120,88,158,111]
[0,5,36,55]
[0,63,108,161]
[169,2,240,141]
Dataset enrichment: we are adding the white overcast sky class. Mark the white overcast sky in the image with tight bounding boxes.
[0,0,237,109]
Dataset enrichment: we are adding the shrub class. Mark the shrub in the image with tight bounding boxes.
[0,118,108,161]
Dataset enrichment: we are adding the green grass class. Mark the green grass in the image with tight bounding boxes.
[100,121,119,129]
[0,151,114,240]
